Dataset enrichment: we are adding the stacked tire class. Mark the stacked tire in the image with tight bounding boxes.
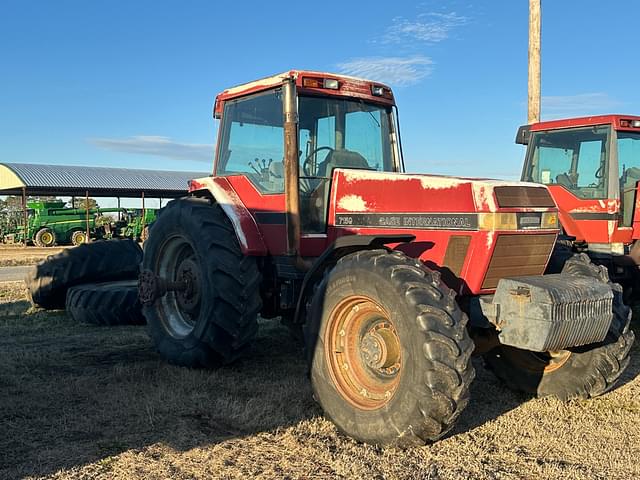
[66,280,144,326]
[26,239,145,326]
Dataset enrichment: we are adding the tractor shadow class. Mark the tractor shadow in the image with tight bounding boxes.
[0,309,318,479]
[2,296,638,478]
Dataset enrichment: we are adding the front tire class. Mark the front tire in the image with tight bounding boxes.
[484,253,634,400]
[142,198,262,368]
[35,228,56,247]
[305,249,474,447]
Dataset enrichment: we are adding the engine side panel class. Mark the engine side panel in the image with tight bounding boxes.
[546,185,632,245]
[328,169,559,295]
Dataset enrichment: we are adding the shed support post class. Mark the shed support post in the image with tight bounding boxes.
[85,190,90,244]
[22,187,27,248]
[117,197,121,221]
[141,192,146,239]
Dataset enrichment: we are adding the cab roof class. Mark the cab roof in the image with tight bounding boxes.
[213,70,396,117]
[529,114,640,131]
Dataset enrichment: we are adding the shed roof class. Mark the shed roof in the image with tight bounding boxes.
[0,163,209,197]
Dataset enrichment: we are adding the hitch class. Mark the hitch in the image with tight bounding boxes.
[138,269,188,306]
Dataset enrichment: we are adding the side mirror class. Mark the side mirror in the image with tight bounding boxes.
[515,125,531,145]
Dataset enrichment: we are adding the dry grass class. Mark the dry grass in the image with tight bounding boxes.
[0,282,639,480]
[0,246,67,267]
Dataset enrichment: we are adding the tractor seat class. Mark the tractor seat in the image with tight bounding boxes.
[269,160,284,179]
[623,167,640,226]
[318,149,369,178]
[556,172,575,189]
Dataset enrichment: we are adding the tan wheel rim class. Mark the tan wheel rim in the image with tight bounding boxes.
[41,232,53,245]
[501,347,572,373]
[324,295,402,410]
[75,233,86,244]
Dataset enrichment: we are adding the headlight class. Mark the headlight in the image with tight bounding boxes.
[541,212,559,229]
[478,213,518,230]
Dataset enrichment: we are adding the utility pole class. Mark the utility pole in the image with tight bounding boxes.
[528,0,541,124]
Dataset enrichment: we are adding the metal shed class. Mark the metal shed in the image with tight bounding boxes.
[0,162,209,245]
[0,162,208,197]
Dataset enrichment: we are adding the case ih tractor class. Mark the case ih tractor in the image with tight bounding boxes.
[139,72,634,447]
[518,115,640,300]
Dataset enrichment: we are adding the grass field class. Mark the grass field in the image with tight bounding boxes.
[1,280,639,480]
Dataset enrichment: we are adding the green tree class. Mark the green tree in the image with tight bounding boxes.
[72,197,100,210]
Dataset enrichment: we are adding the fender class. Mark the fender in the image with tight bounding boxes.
[293,233,415,324]
[188,176,268,255]
[557,208,583,242]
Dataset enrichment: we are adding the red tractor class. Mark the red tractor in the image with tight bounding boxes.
[518,115,640,300]
[139,72,634,447]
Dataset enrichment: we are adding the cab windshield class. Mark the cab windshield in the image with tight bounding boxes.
[298,96,396,178]
[523,126,611,199]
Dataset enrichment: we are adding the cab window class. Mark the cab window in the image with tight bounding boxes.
[216,89,285,194]
[525,126,611,199]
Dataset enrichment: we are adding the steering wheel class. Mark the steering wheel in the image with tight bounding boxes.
[302,146,334,176]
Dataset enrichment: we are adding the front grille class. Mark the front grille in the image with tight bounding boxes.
[494,186,556,208]
[482,233,556,290]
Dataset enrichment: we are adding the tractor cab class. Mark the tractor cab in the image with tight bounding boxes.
[519,115,640,249]
[211,71,401,237]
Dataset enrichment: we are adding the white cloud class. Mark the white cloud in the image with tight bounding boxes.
[337,56,434,87]
[542,93,624,119]
[90,136,214,162]
[380,12,468,44]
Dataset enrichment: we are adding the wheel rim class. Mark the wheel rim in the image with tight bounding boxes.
[74,232,85,244]
[156,235,203,339]
[501,347,572,374]
[41,231,53,245]
[324,295,402,410]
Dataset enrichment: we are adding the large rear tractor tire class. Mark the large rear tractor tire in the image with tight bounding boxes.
[484,253,634,400]
[141,198,262,368]
[66,280,144,325]
[35,228,56,247]
[27,239,143,310]
[305,249,475,447]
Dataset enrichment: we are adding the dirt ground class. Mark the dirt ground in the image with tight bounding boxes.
[0,245,67,267]
[0,282,639,480]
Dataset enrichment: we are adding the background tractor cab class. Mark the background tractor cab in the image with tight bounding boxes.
[518,115,640,276]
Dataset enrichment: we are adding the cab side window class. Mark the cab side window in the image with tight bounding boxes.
[217,89,285,194]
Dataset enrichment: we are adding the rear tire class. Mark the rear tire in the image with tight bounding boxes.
[27,239,143,309]
[35,228,56,247]
[66,280,144,325]
[142,198,262,368]
[305,249,474,447]
[484,253,634,400]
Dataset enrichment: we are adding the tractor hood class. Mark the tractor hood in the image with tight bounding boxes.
[331,169,557,216]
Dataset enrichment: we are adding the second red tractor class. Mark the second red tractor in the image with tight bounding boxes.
[518,115,640,301]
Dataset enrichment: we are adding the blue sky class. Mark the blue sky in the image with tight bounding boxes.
[1,0,638,181]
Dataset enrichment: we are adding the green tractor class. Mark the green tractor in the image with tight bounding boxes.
[114,208,157,242]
